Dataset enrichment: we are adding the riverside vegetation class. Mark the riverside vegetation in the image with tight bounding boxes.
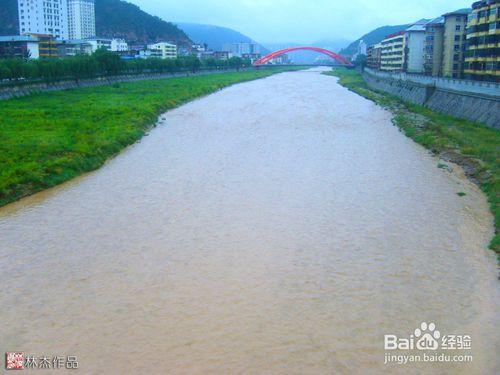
[0,49,254,83]
[0,66,303,207]
[325,68,499,255]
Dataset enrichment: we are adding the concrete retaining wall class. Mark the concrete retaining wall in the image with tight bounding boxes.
[362,70,499,129]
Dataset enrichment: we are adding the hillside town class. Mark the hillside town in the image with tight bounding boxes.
[2,0,497,82]
[359,1,499,82]
[0,0,265,63]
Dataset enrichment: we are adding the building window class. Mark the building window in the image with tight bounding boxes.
[456,25,461,31]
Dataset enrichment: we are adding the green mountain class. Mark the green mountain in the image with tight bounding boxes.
[96,0,190,44]
[0,0,191,45]
[0,0,18,35]
[339,24,411,57]
[176,22,268,53]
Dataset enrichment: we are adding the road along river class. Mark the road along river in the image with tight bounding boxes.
[0,68,498,374]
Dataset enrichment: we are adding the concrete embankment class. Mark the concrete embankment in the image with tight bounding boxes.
[362,70,499,128]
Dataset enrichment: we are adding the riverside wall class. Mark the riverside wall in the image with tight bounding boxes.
[362,69,499,129]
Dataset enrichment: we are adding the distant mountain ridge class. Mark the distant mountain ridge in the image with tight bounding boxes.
[339,24,411,57]
[176,22,269,53]
[0,0,191,45]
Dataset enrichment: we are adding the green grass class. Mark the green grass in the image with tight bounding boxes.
[0,67,303,207]
[325,68,500,255]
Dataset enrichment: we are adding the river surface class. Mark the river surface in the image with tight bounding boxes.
[0,68,498,374]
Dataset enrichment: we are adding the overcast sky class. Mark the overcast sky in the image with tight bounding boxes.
[132,0,472,44]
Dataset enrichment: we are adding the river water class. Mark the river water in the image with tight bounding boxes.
[0,68,498,374]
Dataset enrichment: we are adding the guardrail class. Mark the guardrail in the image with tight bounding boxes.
[364,67,499,97]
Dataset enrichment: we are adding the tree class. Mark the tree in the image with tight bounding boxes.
[93,48,125,75]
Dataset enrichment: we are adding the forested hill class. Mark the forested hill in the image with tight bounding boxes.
[339,24,410,57]
[0,0,18,35]
[95,0,190,44]
[0,0,191,45]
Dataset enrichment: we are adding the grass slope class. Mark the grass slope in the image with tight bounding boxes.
[325,68,499,255]
[0,67,302,206]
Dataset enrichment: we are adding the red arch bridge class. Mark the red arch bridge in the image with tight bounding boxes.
[253,46,353,67]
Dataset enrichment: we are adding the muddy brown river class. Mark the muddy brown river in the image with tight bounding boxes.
[0,68,498,374]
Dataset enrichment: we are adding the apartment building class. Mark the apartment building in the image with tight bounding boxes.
[68,0,96,40]
[17,0,69,40]
[85,38,112,52]
[406,20,429,73]
[380,31,407,71]
[366,43,382,69]
[58,39,92,56]
[222,42,260,57]
[27,33,59,58]
[465,0,500,81]
[424,17,445,76]
[0,35,40,59]
[111,38,128,52]
[442,8,471,78]
[147,42,177,59]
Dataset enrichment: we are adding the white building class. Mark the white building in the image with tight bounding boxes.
[405,19,429,74]
[17,0,69,39]
[352,39,368,60]
[85,38,112,52]
[111,38,128,52]
[222,42,260,57]
[68,0,96,40]
[147,42,177,59]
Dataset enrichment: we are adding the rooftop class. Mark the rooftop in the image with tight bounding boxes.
[0,35,38,42]
[426,16,445,26]
[443,8,471,17]
[406,19,431,32]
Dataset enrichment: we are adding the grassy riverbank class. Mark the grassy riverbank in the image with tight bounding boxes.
[325,68,499,255]
[0,67,303,207]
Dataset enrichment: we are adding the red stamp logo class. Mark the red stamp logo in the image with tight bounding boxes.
[5,352,24,370]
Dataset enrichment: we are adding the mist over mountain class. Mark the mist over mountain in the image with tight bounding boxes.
[176,22,269,53]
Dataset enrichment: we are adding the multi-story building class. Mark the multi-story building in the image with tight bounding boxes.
[57,39,92,56]
[424,17,445,76]
[213,51,233,61]
[27,33,59,58]
[380,31,407,71]
[17,0,69,40]
[442,8,471,78]
[352,39,368,60]
[465,0,500,82]
[110,38,128,52]
[405,19,429,73]
[67,0,96,40]
[366,43,382,69]
[222,42,260,57]
[242,53,261,63]
[85,38,112,52]
[147,42,177,59]
[0,35,39,59]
